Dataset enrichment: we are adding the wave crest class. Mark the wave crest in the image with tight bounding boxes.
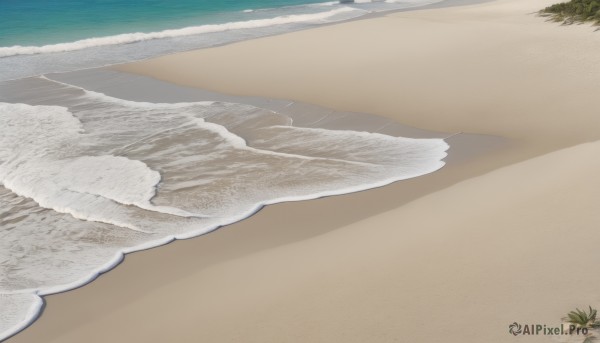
[0,7,357,58]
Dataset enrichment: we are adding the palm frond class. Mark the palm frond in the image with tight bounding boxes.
[566,306,600,328]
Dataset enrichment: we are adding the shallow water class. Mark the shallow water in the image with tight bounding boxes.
[0,76,448,340]
[0,0,441,81]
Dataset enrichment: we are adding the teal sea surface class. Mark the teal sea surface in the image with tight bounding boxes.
[0,0,329,47]
[0,0,441,80]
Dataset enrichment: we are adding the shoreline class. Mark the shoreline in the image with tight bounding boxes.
[0,69,488,342]
[6,0,600,341]
[0,65,502,341]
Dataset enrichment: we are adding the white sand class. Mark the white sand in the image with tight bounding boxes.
[9,0,600,342]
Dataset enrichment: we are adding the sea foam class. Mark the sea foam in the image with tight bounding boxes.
[0,8,358,58]
[0,76,448,340]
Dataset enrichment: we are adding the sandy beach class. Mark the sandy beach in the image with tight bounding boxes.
[8,0,600,342]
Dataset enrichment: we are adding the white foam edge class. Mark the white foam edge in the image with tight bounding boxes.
[40,76,385,167]
[38,75,215,108]
[0,295,44,342]
[4,144,446,299]
[0,7,360,58]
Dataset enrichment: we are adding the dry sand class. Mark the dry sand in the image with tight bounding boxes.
[10,0,600,342]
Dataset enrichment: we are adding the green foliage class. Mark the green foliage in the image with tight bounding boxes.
[566,306,600,328]
[540,0,600,25]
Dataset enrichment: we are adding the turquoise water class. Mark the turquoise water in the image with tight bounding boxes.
[0,0,440,81]
[0,0,445,339]
[0,0,328,47]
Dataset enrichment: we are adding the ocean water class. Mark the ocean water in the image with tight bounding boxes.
[0,0,442,81]
[0,0,446,340]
